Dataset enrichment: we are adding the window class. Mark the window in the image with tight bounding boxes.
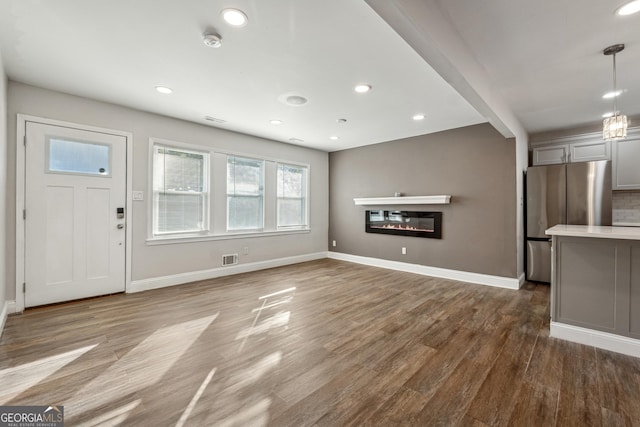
[48,137,111,176]
[277,163,308,228]
[152,144,209,235]
[148,137,310,242]
[227,156,264,230]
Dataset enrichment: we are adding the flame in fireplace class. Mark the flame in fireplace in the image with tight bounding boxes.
[370,224,434,233]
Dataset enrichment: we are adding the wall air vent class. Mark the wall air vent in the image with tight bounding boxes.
[222,254,238,266]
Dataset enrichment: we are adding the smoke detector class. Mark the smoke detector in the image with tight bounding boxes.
[203,33,222,48]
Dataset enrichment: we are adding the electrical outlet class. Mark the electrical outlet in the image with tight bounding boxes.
[402,247,407,255]
[332,240,337,247]
[243,247,249,255]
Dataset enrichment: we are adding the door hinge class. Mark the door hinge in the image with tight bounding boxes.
[23,209,26,220]
[23,135,26,146]
[23,282,26,293]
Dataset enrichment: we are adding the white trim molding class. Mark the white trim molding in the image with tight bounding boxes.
[353,195,451,206]
[551,322,640,358]
[0,301,8,336]
[15,114,134,312]
[129,252,327,293]
[328,252,520,289]
[518,272,526,288]
[0,301,16,337]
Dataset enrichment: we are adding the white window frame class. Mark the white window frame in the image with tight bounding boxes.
[150,138,210,237]
[226,155,265,232]
[276,162,309,230]
[146,138,311,244]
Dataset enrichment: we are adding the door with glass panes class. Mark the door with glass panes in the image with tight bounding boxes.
[24,121,127,307]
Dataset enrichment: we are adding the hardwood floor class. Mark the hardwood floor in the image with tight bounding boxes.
[1,259,640,426]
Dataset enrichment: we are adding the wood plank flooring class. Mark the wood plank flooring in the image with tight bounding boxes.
[1,259,640,426]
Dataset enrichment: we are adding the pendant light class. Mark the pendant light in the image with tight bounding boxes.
[602,44,628,140]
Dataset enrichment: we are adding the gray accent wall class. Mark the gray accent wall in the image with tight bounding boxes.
[329,123,517,278]
[5,82,329,301]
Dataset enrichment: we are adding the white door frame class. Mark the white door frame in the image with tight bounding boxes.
[15,114,133,312]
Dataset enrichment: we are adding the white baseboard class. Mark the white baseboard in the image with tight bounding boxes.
[128,252,327,293]
[0,300,12,338]
[518,272,526,288]
[8,300,16,314]
[551,321,640,358]
[328,252,520,290]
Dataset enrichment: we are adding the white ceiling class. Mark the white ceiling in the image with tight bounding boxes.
[433,0,640,134]
[0,0,486,152]
[0,1,639,151]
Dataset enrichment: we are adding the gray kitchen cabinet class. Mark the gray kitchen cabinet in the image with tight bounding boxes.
[612,134,640,190]
[531,133,610,166]
[631,246,640,335]
[570,139,610,163]
[552,235,640,340]
[532,144,569,165]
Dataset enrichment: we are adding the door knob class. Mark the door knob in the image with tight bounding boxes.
[117,224,125,229]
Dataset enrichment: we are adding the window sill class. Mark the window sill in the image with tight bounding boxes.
[146,228,311,245]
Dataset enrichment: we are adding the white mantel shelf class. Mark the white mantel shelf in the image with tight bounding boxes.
[353,195,451,206]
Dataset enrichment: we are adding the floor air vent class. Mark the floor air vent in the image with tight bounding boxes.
[222,254,238,266]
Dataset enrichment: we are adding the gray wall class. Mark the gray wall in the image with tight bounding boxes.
[0,53,7,311]
[5,81,329,301]
[329,123,517,278]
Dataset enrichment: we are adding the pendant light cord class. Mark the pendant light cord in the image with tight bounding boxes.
[612,53,618,115]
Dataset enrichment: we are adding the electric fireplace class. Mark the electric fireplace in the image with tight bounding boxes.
[365,210,442,239]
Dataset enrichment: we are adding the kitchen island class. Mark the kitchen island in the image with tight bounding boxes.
[546,224,640,357]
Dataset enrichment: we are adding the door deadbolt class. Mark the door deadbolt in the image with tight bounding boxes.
[117,207,125,219]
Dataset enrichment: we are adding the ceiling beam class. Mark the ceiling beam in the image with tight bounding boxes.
[365,0,527,141]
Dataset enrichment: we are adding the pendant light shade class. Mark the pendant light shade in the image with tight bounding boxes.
[602,44,628,140]
[603,114,628,139]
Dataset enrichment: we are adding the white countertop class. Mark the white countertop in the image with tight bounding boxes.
[546,224,640,240]
[613,222,640,227]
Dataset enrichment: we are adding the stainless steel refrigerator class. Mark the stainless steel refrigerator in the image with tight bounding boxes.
[526,160,612,282]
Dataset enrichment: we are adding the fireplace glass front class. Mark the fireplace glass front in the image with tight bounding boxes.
[365,210,442,239]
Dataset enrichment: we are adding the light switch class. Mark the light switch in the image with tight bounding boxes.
[132,191,144,201]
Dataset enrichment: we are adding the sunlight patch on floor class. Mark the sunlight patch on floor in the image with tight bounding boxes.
[76,399,141,427]
[175,368,217,427]
[65,313,219,420]
[0,344,97,404]
[226,351,282,393]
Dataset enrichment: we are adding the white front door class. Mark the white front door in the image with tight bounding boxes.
[24,122,127,307]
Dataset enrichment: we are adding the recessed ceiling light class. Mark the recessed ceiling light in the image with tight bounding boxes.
[270,119,283,125]
[617,0,640,15]
[602,112,614,118]
[203,33,222,48]
[330,136,339,140]
[222,8,248,27]
[603,90,622,99]
[155,86,173,94]
[354,84,372,93]
[336,118,347,124]
[413,114,425,121]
